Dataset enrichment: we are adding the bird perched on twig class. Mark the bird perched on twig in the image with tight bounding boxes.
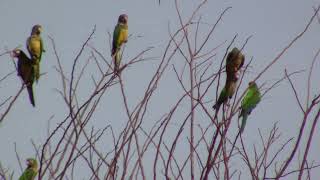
[26,24,45,83]
[213,47,245,111]
[239,81,261,133]
[11,49,36,107]
[111,14,128,74]
[19,158,38,180]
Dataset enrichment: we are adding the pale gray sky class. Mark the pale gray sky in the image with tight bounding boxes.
[0,0,319,179]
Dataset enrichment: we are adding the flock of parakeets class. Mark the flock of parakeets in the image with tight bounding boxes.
[9,14,262,180]
[11,14,129,109]
[9,14,128,180]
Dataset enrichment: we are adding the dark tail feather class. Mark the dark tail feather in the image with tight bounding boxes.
[111,46,116,57]
[213,92,227,112]
[213,96,224,111]
[27,85,35,107]
[212,102,221,111]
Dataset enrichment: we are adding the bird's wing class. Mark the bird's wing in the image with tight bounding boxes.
[19,169,35,180]
[241,88,254,109]
[112,24,121,54]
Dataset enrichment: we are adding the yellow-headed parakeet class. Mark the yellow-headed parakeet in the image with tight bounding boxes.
[239,81,261,133]
[19,158,38,180]
[226,47,245,80]
[111,14,128,73]
[26,24,45,82]
[12,49,35,107]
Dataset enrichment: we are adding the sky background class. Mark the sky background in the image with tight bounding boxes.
[0,0,320,179]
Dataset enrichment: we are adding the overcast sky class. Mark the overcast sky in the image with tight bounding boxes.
[0,0,319,179]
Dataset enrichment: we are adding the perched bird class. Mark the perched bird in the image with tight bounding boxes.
[239,81,261,133]
[226,47,245,80]
[213,47,245,111]
[19,158,38,180]
[26,24,45,82]
[11,49,35,107]
[212,77,238,111]
[111,14,128,73]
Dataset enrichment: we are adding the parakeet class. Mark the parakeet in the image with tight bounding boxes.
[226,47,245,80]
[12,49,35,107]
[111,14,128,73]
[26,24,45,82]
[239,81,261,133]
[19,158,38,180]
[212,47,245,111]
[212,77,238,111]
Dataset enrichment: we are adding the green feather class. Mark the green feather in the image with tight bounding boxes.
[19,158,38,180]
[19,169,37,180]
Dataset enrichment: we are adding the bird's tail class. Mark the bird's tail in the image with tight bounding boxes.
[111,46,117,56]
[32,60,40,83]
[27,84,35,107]
[213,88,227,112]
[113,51,121,73]
[240,113,248,133]
[212,102,221,111]
[213,94,225,112]
[35,67,40,84]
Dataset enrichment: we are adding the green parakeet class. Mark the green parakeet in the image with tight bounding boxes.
[212,77,238,111]
[226,47,245,80]
[12,49,36,107]
[239,81,261,133]
[111,14,128,73]
[19,158,38,180]
[26,24,45,83]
